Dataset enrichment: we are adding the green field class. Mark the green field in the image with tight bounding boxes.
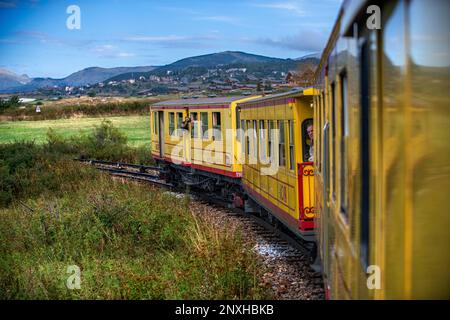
[0,115,151,146]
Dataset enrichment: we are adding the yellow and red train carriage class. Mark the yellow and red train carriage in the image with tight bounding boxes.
[237,89,316,241]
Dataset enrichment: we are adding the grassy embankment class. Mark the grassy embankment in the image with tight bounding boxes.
[0,124,269,299]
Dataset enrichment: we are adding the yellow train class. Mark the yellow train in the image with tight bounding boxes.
[237,89,316,241]
[149,0,449,300]
[150,90,318,244]
[314,0,449,299]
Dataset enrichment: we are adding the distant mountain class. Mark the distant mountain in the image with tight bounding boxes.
[0,69,31,91]
[0,66,157,93]
[295,52,321,61]
[61,66,157,86]
[107,51,316,82]
[1,51,320,93]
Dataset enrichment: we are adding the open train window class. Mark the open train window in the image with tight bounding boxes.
[169,112,175,136]
[191,112,198,138]
[331,82,336,201]
[236,108,241,141]
[278,120,286,167]
[153,111,158,134]
[252,120,258,159]
[268,120,274,161]
[259,120,266,162]
[302,118,313,162]
[288,120,295,171]
[340,71,349,218]
[177,112,183,136]
[201,112,208,139]
[212,112,221,141]
[241,120,245,155]
[245,120,250,158]
[360,38,371,269]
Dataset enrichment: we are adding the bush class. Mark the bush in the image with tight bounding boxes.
[44,120,153,164]
[0,142,97,207]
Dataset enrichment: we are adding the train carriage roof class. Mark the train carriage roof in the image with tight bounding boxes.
[152,96,251,107]
[237,88,316,107]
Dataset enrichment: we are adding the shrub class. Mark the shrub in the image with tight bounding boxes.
[43,120,153,164]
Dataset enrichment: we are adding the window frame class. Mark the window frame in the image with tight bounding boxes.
[169,112,175,136]
[191,112,199,138]
[259,120,266,162]
[212,111,222,141]
[288,120,295,171]
[177,112,184,137]
[278,120,286,167]
[201,112,209,140]
[268,120,274,161]
[340,71,349,218]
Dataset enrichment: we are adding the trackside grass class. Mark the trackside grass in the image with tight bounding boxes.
[0,134,270,299]
[0,172,268,299]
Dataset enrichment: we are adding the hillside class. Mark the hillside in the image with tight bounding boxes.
[0,69,31,91]
[1,66,157,93]
[107,51,308,81]
[0,51,319,94]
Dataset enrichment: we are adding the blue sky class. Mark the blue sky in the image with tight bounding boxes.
[0,0,342,78]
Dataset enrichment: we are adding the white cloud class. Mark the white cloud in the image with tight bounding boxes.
[253,1,305,16]
[245,29,327,53]
[91,44,134,58]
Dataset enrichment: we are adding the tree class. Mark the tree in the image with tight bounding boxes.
[294,62,317,87]
[9,95,20,107]
[0,95,20,111]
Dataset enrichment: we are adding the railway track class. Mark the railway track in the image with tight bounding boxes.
[76,158,324,299]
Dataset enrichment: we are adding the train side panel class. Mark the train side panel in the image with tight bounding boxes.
[314,0,450,299]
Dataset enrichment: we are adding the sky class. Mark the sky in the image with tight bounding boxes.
[0,0,342,78]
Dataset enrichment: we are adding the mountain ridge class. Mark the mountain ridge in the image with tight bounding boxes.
[0,51,319,93]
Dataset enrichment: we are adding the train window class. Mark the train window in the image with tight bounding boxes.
[169,112,175,136]
[191,112,198,138]
[331,82,337,201]
[245,120,250,157]
[268,120,274,160]
[201,112,209,139]
[302,118,313,162]
[252,120,258,159]
[320,92,326,170]
[278,120,286,167]
[241,120,245,155]
[153,111,158,134]
[360,37,371,268]
[212,112,222,141]
[177,112,183,136]
[340,72,349,217]
[259,120,266,162]
[236,108,241,141]
[288,120,295,171]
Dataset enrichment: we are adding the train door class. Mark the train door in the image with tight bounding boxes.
[158,111,165,158]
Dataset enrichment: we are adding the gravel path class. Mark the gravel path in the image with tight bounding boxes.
[189,200,325,300]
